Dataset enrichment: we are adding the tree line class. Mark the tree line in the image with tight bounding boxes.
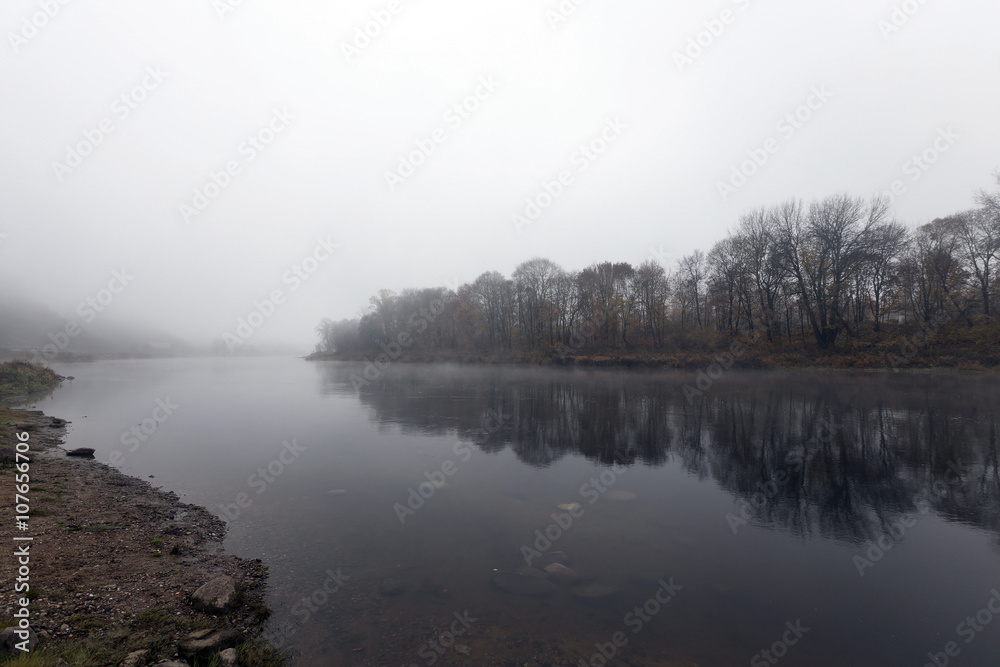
[315,174,1000,359]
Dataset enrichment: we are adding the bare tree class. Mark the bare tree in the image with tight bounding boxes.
[957,205,1000,316]
[776,195,887,348]
[630,261,670,346]
[513,258,562,349]
[678,250,706,327]
[865,221,909,331]
[736,207,787,342]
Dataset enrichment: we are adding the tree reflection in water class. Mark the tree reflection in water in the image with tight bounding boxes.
[319,363,1000,546]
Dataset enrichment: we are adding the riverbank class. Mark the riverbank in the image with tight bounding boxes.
[0,362,63,404]
[305,346,999,372]
[0,407,283,666]
[307,318,1000,371]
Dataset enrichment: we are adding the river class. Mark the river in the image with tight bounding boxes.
[38,358,1000,666]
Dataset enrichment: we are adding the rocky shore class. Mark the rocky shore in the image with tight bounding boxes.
[0,410,281,666]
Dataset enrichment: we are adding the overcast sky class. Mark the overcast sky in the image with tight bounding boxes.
[2,0,998,352]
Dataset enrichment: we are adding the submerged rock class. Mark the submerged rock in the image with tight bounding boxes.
[571,583,619,602]
[379,578,405,596]
[515,564,547,578]
[629,572,668,586]
[557,503,582,511]
[490,571,557,596]
[536,550,570,567]
[544,563,582,584]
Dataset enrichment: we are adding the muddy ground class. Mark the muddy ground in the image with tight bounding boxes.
[0,410,278,666]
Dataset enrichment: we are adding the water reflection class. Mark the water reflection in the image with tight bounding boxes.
[319,363,1000,545]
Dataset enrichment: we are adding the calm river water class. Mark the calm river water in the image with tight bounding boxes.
[38,358,1000,666]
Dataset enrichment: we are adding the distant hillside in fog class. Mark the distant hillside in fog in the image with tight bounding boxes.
[0,291,193,360]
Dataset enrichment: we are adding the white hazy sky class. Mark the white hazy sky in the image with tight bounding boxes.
[2,0,998,351]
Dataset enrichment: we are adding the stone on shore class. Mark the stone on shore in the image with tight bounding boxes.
[0,626,38,655]
[66,447,96,457]
[120,648,149,667]
[177,627,241,661]
[191,575,239,614]
[219,647,239,667]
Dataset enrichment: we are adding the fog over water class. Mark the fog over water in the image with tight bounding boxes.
[3,1,1000,352]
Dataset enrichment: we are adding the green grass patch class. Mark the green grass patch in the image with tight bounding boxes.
[67,613,107,631]
[0,360,63,404]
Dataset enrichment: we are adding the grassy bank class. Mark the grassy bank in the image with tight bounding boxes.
[0,411,284,666]
[0,361,63,404]
[0,363,284,666]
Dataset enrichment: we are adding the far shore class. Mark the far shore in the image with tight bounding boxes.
[304,348,1000,373]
